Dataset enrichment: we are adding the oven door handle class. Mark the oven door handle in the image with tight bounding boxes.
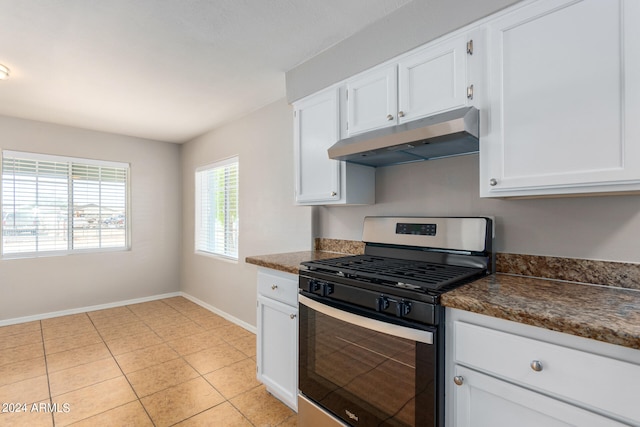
[299,294,434,344]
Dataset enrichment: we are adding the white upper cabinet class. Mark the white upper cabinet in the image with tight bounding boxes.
[293,87,375,205]
[293,88,340,204]
[398,34,472,123]
[345,65,398,136]
[343,33,479,138]
[480,0,640,197]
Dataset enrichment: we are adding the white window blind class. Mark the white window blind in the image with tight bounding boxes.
[195,157,239,260]
[1,151,129,256]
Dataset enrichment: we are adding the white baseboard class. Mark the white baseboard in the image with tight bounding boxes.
[180,292,257,335]
[0,292,182,327]
[0,291,257,336]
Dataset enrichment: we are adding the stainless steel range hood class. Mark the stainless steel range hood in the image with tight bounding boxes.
[328,106,479,167]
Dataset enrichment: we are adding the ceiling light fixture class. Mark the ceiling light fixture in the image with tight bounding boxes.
[0,64,10,80]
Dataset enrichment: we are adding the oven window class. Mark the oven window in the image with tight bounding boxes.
[299,300,437,427]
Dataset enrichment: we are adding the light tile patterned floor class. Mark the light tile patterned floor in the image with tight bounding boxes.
[0,297,297,426]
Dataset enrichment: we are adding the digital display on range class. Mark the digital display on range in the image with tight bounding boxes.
[396,223,437,236]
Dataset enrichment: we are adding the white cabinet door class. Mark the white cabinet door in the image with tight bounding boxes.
[294,87,375,206]
[293,88,341,204]
[481,0,640,197]
[452,366,627,427]
[345,65,398,136]
[257,294,298,411]
[398,34,470,123]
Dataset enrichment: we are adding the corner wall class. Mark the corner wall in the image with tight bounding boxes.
[180,99,312,327]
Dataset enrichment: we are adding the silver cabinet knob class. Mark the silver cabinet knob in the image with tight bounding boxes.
[489,178,498,186]
[386,114,394,121]
[290,314,297,320]
[398,111,405,118]
[330,191,337,197]
[530,360,543,372]
[271,285,278,290]
[453,376,464,386]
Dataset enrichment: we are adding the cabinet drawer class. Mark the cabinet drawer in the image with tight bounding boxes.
[257,269,298,307]
[454,321,640,423]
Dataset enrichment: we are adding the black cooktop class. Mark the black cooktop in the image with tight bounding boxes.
[301,254,485,291]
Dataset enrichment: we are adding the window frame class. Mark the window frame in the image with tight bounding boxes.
[194,156,239,261]
[1,150,131,258]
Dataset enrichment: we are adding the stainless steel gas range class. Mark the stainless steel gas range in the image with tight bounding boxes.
[297,216,493,427]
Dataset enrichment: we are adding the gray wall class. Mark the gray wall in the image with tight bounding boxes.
[0,116,182,321]
[180,99,312,328]
[315,154,640,263]
[286,0,521,102]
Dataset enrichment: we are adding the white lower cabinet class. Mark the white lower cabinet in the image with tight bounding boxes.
[256,268,298,411]
[446,308,640,427]
[452,366,627,427]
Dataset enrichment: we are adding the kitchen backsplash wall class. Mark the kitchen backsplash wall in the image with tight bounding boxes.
[314,154,640,264]
[496,253,640,291]
[315,238,640,290]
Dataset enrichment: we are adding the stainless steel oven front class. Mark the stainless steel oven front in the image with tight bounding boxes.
[298,293,443,427]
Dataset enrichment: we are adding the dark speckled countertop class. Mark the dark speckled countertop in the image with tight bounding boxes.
[245,251,344,275]
[246,241,640,351]
[441,274,640,350]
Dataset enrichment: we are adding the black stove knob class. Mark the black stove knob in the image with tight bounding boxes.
[396,300,412,317]
[376,296,390,312]
[308,280,321,293]
[322,283,334,297]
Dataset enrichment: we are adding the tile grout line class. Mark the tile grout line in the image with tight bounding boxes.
[87,305,158,427]
[50,311,125,427]
[39,319,56,427]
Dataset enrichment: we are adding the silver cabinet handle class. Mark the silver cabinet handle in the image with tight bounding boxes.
[453,376,464,386]
[398,111,405,118]
[386,114,394,121]
[530,360,543,372]
[271,285,278,290]
[290,314,297,320]
[330,191,337,197]
[489,178,498,186]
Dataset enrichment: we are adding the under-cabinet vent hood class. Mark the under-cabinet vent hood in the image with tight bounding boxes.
[328,106,479,167]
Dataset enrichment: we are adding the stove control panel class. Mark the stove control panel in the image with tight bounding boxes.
[396,222,437,236]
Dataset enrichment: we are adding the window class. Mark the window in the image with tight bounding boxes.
[195,157,239,260]
[1,150,129,256]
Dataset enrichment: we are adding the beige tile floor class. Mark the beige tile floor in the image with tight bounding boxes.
[0,297,297,427]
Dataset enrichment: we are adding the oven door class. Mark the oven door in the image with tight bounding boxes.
[299,293,441,427]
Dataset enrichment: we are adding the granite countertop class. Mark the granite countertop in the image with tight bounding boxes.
[245,250,343,275]
[246,249,640,351]
[441,274,640,350]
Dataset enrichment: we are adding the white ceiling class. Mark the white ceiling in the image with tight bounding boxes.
[0,0,411,143]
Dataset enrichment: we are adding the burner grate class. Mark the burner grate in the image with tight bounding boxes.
[302,255,485,291]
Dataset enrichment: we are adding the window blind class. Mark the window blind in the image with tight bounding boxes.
[195,157,239,259]
[1,151,129,256]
